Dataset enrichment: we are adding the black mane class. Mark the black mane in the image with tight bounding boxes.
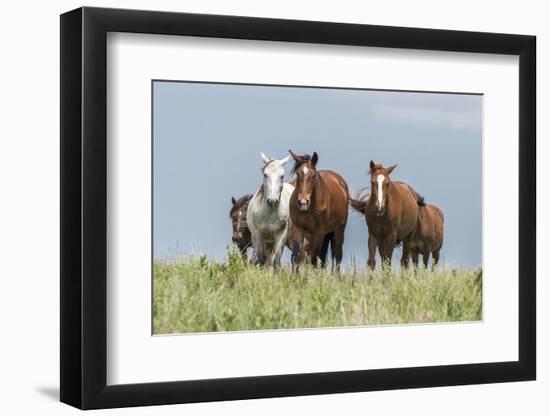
[291,153,312,174]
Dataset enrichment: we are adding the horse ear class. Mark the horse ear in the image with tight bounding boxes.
[231,196,236,205]
[260,152,271,165]
[281,155,291,166]
[386,164,398,174]
[369,160,375,170]
[288,149,299,161]
[311,152,319,167]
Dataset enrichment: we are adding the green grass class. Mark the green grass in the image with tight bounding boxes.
[153,250,482,334]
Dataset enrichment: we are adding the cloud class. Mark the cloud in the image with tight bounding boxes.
[369,99,482,131]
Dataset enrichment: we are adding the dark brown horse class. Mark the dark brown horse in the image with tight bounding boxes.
[410,204,444,269]
[288,150,349,272]
[350,161,424,269]
[229,194,253,259]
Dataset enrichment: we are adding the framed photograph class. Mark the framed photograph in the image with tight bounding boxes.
[60,6,536,409]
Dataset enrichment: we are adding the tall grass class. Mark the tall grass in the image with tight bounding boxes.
[153,249,482,334]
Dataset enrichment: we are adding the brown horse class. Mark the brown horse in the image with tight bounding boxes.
[350,161,424,269]
[410,204,444,269]
[229,194,253,259]
[288,150,349,272]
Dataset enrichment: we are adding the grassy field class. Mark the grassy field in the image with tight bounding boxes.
[153,250,482,334]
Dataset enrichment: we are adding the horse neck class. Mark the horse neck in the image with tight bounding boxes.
[312,172,328,211]
[258,184,269,204]
[385,180,401,211]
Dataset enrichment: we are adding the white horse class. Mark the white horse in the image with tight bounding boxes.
[247,152,294,271]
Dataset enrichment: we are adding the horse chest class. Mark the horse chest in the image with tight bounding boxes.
[256,209,287,234]
[260,220,285,233]
[410,239,425,252]
[367,218,393,238]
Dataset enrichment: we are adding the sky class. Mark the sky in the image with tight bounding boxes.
[153,81,482,268]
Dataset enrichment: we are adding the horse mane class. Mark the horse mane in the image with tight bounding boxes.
[404,184,426,207]
[368,161,384,175]
[391,180,427,207]
[230,194,253,216]
[291,153,312,174]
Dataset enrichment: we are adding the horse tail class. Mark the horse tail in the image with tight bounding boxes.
[349,198,367,213]
[349,188,369,214]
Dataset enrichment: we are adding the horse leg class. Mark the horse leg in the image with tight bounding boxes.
[258,238,271,266]
[288,226,302,273]
[367,234,377,270]
[411,250,419,268]
[249,225,265,265]
[400,237,412,269]
[422,252,430,269]
[292,231,312,272]
[309,234,322,267]
[256,249,266,265]
[291,240,301,273]
[264,242,275,267]
[432,250,440,268]
[319,232,332,269]
[272,231,287,273]
[332,224,345,274]
[239,242,248,261]
[379,236,396,268]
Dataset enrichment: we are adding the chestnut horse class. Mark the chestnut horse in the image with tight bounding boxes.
[410,204,444,269]
[350,161,424,269]
[288,150,349,272]
[229,194,253,259]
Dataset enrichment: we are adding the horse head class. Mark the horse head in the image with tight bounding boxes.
[230,194,252,242]
[289,150,319,212]
[369,160,398,216]
[260,152,290,208]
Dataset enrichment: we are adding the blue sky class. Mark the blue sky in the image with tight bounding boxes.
[153,81,482,268]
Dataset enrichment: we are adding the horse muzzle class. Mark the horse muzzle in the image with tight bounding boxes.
[267,198,280,208]
[375,205,386,216]
[298,199,310,211]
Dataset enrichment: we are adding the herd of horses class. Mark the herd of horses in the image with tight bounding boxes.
[229,151,444,273]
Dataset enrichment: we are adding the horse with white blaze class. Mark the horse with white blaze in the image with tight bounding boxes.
[247,152,294,271]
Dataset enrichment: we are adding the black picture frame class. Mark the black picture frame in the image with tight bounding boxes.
[60,6,536,410]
